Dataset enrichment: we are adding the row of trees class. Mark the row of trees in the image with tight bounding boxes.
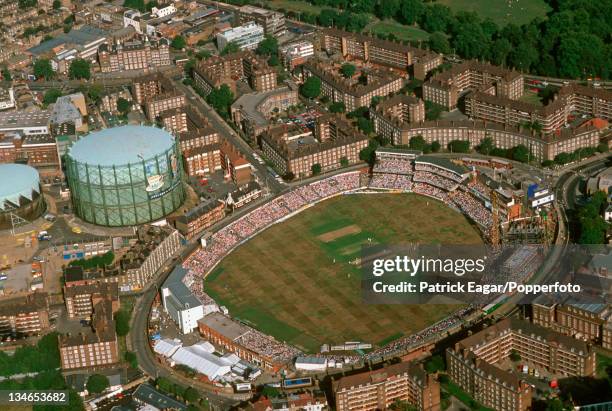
[0,333,60,376]
[155,376,203,406]
[575,191,608,244]
[68,251,115,270]
[237,0,612,80]
[34,58,91,80]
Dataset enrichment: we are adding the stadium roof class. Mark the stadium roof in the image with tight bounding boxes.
[0,164,40,212]
[162,266,202,310]
[153,338,182,358]
[171,344,234,381]
[415,155,469,176]
[68,125,174,166]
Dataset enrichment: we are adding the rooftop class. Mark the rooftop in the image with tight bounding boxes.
[0,110,50,129]
[0,163,40,210]
[163,266,202,309]
[68,125,175,166]
[28,25,108,56]
[415,156,469,176]
[133,384,187,411]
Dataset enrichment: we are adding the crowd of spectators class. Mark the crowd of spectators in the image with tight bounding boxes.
[449,190,493,228]
[412,182,451,203]
[369,174,412,191]
[234,327,302,363]
[413,171,459,191]
[373,159,413,175]
[366,306,476,359]
[415,163,465,182]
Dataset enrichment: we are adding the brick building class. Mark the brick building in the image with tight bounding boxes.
[59,298,119,370]
[464,84,612,134]
[0,292,49,337]
[173,200,226,238]
[237,5,286,37]
[321,28,442,80]
[423,60,524,110]
[371,94,425,144]
[385,119,599,161]
[532,297,612,350]
[220,140,252,186]
[230,86,299,139]
[261,114,368,178]
[63,281,119,319]
[193,51,276,95]
[98,37,171,72]
[333,361,440,411]
[447,318,596,411]
[302,60,404,112]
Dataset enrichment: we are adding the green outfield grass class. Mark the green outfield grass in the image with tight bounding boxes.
[205,194,482,353]
[437,0,551,27]
[368,20,430,41]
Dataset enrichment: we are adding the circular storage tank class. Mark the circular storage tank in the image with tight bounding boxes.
[65,125,186,226]
[0,164,45,228]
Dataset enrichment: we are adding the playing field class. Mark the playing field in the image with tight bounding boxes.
[205,194,482,353]
[437,0,551,26]
[368,20,430,41]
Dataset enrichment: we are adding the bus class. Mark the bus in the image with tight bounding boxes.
[282,377,313,389]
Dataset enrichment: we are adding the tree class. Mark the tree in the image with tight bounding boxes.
[125,351,138,369]
[117,97,131,116]
[18,0,37,9]
[267,54,280,67]
[329,101,345,113]
[420,4,452,33]
[206,84,234,119]
[123,0,146,12]
[34,59,54,80]
[509,350,521,362]
[359,139,379,166]
[220,41,240,56]
[597,142,609,153]
[477,137,494,155]
[87,84,104,104]
[43,89,62,106]
[447,140,470,153]
[375,0,399,20]
[300,77,321,99]
[311,163,322,175]
[114,309,130,337]
[2,67,11,82]
[86,374,109,394]
[340,63,356,78]
[431,141,441,152]
[256,35,278,56]
[409,135,426,151]
[357,117,374,134]
[399,0,424,25]
[183,387,199,404]
[171,35,186,50]
[511,144,530,163]
[428,32,450,54]
[318,9,337,27]
[424,355,445,373]
[69,59,91,80]
[340,156,349,167]
[283,171,295,181]
[261,385,281,398]
[52,0,61,9]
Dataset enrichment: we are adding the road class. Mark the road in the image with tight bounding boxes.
[128,246,239,410]
[172,79,285,193]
